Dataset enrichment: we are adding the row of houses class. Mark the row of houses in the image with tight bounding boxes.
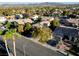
[0,14,56,27]
[60,16,79,28]
[0,13,29,21]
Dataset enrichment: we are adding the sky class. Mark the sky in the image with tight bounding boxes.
[0,0,79,2]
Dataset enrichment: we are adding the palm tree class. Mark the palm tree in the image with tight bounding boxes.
[0,29,10,56]
[32,27,52,43]
[3,35,10,56]
[4,21,21,56]
[4,29,21,56]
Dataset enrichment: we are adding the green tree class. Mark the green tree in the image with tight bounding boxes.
[37,17,42,22]
[0,29,3,35]
[24,23,32,31]
[5,21,12,29]
[17,24,24,33]
[50,18,60,31]
[32,27,52,43]
[4,29,21,56]
[62,10,71,16]
[0,29,10,56]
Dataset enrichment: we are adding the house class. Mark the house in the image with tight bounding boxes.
[32,15,39,20]
[0,17,7,22]
[53,27,79,46]
[68,14,77,18]
[67,19,79,27]
[59,16,70,25]
[23,18,33,23]
[60,17,79,27]
[41,16,55,21]
[5,15,15,20]
[15,14,23,19]
[40,20,50,27]
[22,13,29,19]
[17,20,25,25]
[53,9,62,17]
[49,17,54,22]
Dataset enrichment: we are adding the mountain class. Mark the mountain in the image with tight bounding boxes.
[0,2,79,7]
[27,2,65,6]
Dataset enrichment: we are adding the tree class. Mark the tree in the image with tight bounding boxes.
[62,10,69,16]
[2,12,8,16]
[24,23,32,31]
[4,29,21,56]
[0,29,3,35]
[5,21,12,29]
[37,17,42,22]
[23,23,32,37]
[32,27,52,43]
[10,21,18,29]
[17,24,24,33]
[1,21,21,56]
[50,18,60,31]
[0,29,10,56]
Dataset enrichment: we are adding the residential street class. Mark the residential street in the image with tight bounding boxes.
[7,36,66,56]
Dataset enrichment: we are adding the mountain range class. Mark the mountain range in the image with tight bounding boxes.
[0,2,79,7]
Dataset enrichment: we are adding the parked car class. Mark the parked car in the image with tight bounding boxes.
[0,40,9,56]
[47,39,59,47]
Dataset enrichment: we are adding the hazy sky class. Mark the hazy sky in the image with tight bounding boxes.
[0,0,79,2]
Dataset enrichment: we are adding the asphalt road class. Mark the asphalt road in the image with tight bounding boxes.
[7,36,66,56]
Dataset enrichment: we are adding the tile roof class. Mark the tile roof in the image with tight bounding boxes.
[53,27,79,38]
